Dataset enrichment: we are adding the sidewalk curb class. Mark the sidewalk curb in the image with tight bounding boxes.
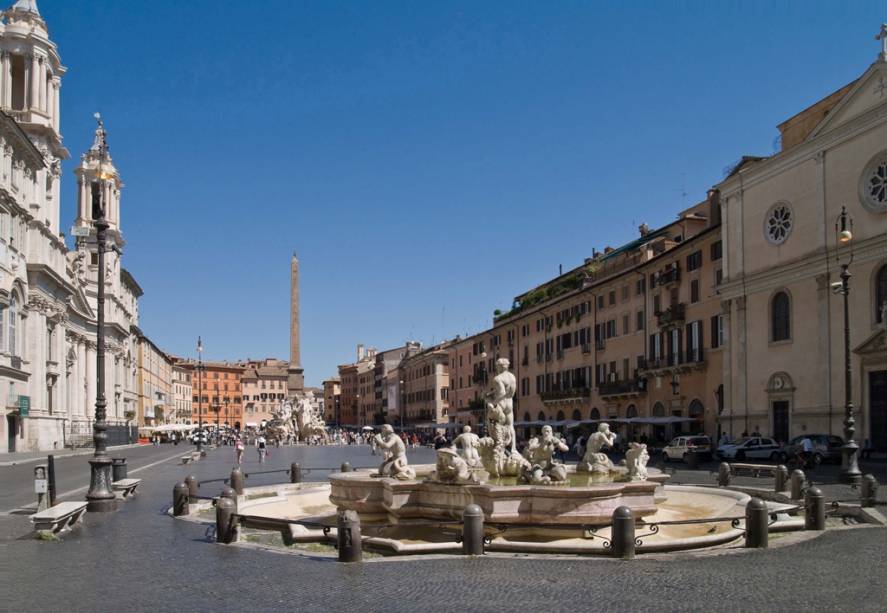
[0,443,151,467]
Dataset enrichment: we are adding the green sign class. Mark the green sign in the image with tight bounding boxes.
[18,395,30,417]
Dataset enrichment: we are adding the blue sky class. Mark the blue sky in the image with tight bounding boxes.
[41,0,885,385]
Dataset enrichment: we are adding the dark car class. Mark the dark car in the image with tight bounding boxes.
[787,434,844,466]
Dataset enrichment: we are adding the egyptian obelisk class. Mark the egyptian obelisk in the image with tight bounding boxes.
[287,252,305,394]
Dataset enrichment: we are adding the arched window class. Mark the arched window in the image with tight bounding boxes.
[571,409,581,421]
[8,293,17,356]
[537,411,545,422]
[689,399,704,419]
[652,402,666,417]
[876,264,887,323]
[590,407,601,420]
[556,410,565,421]
[771,291,791,342]
[523,412,531,422]
[626,404,638,418]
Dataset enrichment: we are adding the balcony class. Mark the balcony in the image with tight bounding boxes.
[640,348,706,374]
[656,303,685,327]
[654,265,681,287]
[599,378,646,398]
[556,350,564,360]
[595,339,605,351]
[581,344,591,354]
[540,387,591,403]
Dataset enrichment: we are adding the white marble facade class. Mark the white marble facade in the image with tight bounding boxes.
[0,2,142,452]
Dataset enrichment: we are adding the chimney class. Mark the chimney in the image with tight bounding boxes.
[604,246,614,254]
[639,223,650,237]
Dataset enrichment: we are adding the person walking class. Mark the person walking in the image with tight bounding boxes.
[235,436,244,464]
[257,435,267,463]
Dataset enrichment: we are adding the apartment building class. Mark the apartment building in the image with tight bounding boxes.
[241,358,288,426]
[337,345,376,426]
[171,364,192,424]
[400,343,452,426]
[322,378,341,424]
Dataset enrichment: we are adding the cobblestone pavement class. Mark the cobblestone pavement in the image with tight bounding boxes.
[2,444,886,612]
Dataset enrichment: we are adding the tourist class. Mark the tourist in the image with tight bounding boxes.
[257,434,267,463]
[235,436,244,464]
[862,438,874,460]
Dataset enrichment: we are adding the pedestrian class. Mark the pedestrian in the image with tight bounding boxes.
[235,436,244,464]
[257,434,267,463]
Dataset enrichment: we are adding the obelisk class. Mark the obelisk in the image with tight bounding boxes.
[287,252,305,394]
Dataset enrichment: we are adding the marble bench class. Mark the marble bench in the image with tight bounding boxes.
[112,478,142,499]
[30,501,89,536]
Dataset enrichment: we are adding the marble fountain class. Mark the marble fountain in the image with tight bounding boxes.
[218,359,799,556]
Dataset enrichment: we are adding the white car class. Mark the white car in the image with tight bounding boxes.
[716,437,782,461]
[662,436,712,462]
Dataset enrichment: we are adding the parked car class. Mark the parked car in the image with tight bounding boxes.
[716,437,782,461]
[787,434,844,466]
[188,431,209,445]
[662,436,712,462]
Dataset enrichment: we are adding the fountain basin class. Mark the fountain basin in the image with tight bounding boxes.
[329,464,669,526]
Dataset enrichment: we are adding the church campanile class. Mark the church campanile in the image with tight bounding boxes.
[287,252,305,394]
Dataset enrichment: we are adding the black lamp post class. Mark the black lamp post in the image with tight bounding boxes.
[85,114,116,512]
[835,206,861,485]
[196,337,204,454]
[224,397,230,430]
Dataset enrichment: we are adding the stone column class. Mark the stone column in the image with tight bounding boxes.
[38,58,46,112]
[0,52,8,108]
[721,298,733,436]
[735,296,748,435]
[29,54,38,109]
[52,79,60,132]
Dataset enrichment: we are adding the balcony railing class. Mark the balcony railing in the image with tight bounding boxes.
[582,344,591,354]
[540,388,591,402]
[595,339,605,351]
[641,348,705,371]
[656,303,685,327]
[599,378,646,397]
[655,265,681,286]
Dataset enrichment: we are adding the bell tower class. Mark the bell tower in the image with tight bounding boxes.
[0,0,68,231]
[73,115,124,249]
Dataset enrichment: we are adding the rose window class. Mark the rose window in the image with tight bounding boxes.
[867,160,887,205]
[765,203,792,245]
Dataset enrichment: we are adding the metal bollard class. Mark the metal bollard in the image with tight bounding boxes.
[462,504,485,555]
[610,506,636,559]
[47,455,57,507]
[686,451,699,470]
[173,482,189,516]
[860,474,878,508]
[216,496,237,544]
[745,497,769,549]
[804,486,825,531]
[337,509,362,562]
[111,457,127,482]
[230,467,244,495]
[291,463,302,484]
[774,465,789,493]
[718,462,732,487]
[340,462,352,473]
[185,475,199,504]
[790,469,805,499]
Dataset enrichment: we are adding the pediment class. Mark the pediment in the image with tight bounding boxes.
[807,62,887,140]
[854,327,887,356]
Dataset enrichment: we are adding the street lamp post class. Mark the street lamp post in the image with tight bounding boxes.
[399,379,405,431]
[196,337,204,454]
[835,206,861,485]
[85,114,115,512]
[224,397,230,430]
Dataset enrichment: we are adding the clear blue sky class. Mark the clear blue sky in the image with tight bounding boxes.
[42,0,884,385]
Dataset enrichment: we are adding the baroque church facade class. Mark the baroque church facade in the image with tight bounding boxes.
[0,1,142,453]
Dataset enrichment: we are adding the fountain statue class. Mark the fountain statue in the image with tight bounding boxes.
[453,425,481,467]
[477,358,530,477]
[520,425,569,484]
[374,424,416,480]
[625,442,650,481]
[577,422,617,473]
[430,446,477,484]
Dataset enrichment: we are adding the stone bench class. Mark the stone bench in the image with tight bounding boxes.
[112,478,142,499]
[30,501,89,536]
